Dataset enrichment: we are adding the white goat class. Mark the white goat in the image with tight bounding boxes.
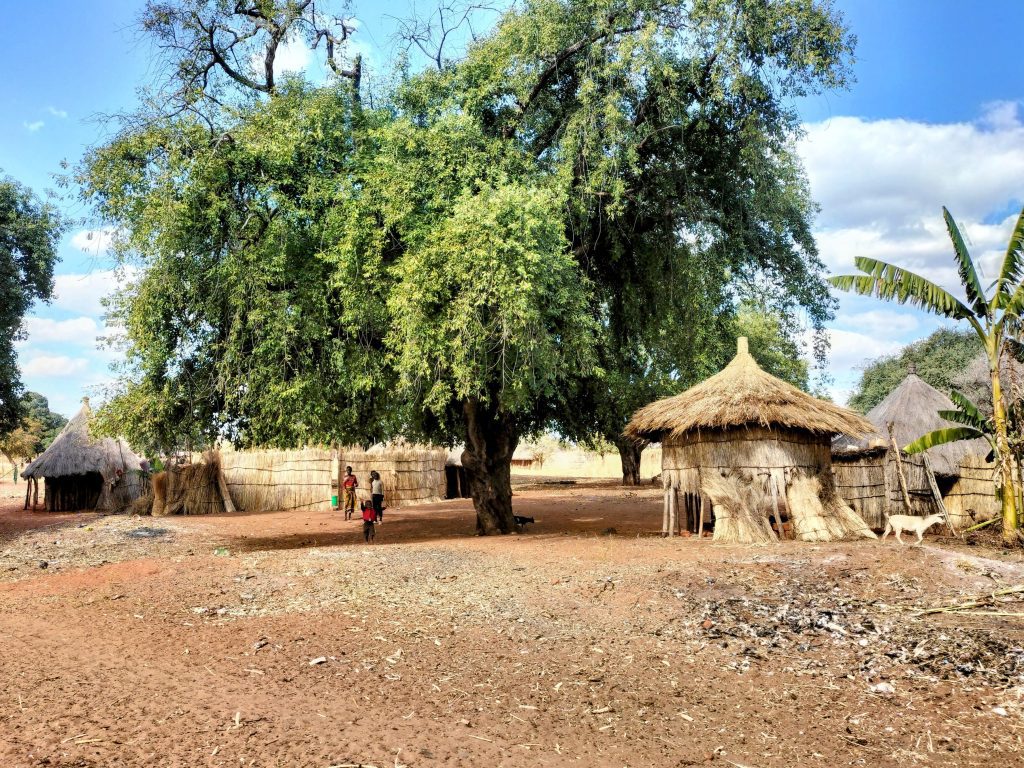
[881,513,946,545]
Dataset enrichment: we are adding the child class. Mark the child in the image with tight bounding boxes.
[361,500,376,543]
[342,466,358,520]
[370,470,385,523]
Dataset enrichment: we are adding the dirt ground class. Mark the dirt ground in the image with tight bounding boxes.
[1,477,1023,768]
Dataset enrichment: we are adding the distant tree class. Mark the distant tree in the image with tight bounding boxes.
[733,303,810,391]
[847,328,982,414]
[0,173,63,435]
[19,392,67,453]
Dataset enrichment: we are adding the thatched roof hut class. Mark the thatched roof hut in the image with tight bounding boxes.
[831,368,991,528]
[21,398,143,512]
[625,338,875,544]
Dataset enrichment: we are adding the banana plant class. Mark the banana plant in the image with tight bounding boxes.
[830,205,1024,545]
[903,390,996,459]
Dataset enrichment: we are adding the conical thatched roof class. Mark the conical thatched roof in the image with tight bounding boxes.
[832,370,989,476]
[22,399,142,481]
[625,338,872,441]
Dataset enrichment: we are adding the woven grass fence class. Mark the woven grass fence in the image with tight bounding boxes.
[944,455,1000,526]
[220,448,333,513]
[337,446,448,508]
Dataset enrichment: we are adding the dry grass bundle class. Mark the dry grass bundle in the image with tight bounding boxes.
[129,492,153,516]
[154,452,229,516]
[152,471,167,516]
[625,338,872,441]
[705,472,777,545]
[787,471,876,542]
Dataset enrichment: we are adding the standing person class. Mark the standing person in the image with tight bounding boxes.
[361,499,376,543]
[370,470,385,523]
[342,466,359,520]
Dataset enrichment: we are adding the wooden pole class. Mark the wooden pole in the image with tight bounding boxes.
[667,487,677,537]
[769,473,783,540]
[888,423,913,514]
[922,453,955,535]
[23,479,31,511]
[674,489,682,536]
[33,478,39,510]
[216,462,237,514]
[662,487,670,537]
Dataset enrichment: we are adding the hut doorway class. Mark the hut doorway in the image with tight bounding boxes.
[44,473,104,512]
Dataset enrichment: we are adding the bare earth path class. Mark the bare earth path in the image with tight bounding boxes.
[0,479,1022,767]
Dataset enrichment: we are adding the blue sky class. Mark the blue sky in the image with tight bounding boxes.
[2,0,1023,415]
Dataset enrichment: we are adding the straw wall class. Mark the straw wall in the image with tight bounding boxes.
[221,448,333,513]
[944,455,1000,526]
[831,451,936,529]
[336,446,447,508]
[661,427,831,498]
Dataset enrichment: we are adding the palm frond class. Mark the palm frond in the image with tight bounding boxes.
[829,257,975,320]
[945,389,990,429]
[994,205,1024,307]
[943,207,989,316]
[904,426,985,454]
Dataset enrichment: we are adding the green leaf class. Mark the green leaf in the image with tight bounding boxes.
[829,257,976,320]
[993,205,1024,307]
[944,389,989,430]
[904,426,984,454]
[942,206,988,317]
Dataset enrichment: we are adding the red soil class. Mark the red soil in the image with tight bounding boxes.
[0,478,1021,767]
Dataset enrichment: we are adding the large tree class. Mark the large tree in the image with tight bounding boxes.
[85,0,853,533]
[0,174,63,436]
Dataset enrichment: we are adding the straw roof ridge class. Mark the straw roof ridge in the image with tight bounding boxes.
[832,372,989,476]
[21,400,142,480]
[625,338,872,441]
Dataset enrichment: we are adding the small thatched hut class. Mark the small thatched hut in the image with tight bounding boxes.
[625,338,875,544]
[21,398,143,512]
[831,368,990,528]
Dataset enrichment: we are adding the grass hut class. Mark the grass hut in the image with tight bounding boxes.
[21,398,143,512]
[625,338,875,544]
[831,367,989,528]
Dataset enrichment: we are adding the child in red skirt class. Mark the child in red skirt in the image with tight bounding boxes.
[361,500,376,543]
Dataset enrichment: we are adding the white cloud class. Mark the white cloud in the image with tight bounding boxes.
[70,227,118,257]
[21,355,89,377]
[23,120,44,132]
[832,309,920,337]
[52,269,134,317]
[821,328,905,374]
[20,316,100,346]
[801,108,1024,238]
[46,106,68,119]
[798,104,1024,398]
[275,35,313,74]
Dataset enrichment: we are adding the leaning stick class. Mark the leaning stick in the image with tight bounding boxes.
[888,424,913,514]
[922,453,956,536]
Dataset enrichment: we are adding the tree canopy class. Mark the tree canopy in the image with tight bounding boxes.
[84,0,854,532]
[0,173,63,435]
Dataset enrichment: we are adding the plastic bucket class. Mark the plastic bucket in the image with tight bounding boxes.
[331,494,339,508]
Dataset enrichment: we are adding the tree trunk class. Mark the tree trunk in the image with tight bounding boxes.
[461,398,519,535]
[616,438,643,486]
[990,357,1020,544]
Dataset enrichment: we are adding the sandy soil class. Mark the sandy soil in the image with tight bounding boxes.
[1,477,1022,767]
